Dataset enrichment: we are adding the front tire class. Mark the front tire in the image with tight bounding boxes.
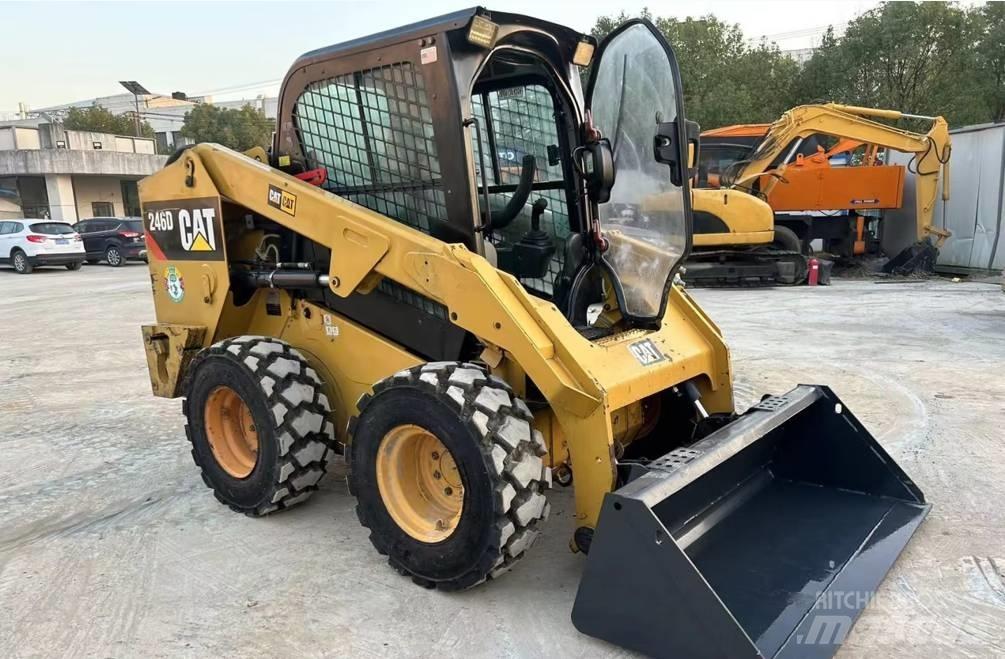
[350,362,550,590]
[105,245,124,267]
[184,337,336,516]
[12,250,32,274]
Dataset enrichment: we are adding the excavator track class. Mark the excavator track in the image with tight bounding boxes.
[683,249,809,288]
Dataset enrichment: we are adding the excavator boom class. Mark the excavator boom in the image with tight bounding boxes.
[724,103,951,246]
[688,103,953,283]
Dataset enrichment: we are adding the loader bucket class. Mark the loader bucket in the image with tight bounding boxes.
[572,385,929,659]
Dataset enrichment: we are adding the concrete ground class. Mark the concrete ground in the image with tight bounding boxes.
[1,264,1003,659]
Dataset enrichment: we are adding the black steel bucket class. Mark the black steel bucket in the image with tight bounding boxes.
[572,385,929,659]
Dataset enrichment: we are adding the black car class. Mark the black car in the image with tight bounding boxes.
[73,217,147,266]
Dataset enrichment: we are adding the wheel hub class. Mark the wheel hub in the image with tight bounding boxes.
[375,424,464,543]
[204,385,259,478]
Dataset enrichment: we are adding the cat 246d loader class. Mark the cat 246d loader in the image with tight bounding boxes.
[139,10,929,658]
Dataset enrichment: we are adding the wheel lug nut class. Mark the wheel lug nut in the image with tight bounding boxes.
[431,451,439,460]
[433,470,441,479]
[444,487,453,496]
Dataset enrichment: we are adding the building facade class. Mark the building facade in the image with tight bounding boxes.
[29,92,278,154]
[0,123,166,222]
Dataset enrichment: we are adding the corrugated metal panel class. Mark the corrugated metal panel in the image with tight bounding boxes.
[887,124,1005,271]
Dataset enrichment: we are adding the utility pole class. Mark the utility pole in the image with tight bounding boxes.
[119,81,151,136]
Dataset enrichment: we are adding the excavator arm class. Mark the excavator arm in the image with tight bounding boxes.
[728,103,952,246]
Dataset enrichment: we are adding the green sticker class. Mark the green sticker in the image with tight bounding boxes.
[164,265,185,303]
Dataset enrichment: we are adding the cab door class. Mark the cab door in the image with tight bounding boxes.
[586,20,695,322]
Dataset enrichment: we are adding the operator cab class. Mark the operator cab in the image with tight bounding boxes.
[274,8,695,338]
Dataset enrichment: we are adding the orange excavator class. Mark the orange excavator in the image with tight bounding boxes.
[689,104,952,283]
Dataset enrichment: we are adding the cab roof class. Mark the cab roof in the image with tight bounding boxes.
[288,7,592,71]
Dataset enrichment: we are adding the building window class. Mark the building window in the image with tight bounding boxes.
[1,176,51,219]
[120,180,140,216]
[91,201,114,217]
[294,62,445,236]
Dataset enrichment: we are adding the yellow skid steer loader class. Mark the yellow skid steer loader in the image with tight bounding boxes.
[138,9,929,657]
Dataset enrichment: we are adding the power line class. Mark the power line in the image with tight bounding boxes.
[755,21,848,42]
[189,78,282,97]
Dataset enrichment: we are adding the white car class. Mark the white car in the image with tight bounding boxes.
[0,219,86,274]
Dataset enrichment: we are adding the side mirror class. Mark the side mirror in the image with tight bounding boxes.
[654,119,701,186]
[576,138,616,204]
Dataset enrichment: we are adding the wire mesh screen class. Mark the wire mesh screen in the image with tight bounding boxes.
[472,85,571,295]
[294,62,445,235]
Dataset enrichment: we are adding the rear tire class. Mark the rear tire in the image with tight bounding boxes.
[184,337,336,516]
[12,250,32,274]
[65,261,83,271]
[350,362,551,590]
[105,245,124,267]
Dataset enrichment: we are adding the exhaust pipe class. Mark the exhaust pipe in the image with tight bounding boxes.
[572,385,929,659]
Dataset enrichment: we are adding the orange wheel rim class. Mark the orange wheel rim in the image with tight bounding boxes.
[375,424,464,543]
[204,386,259,478]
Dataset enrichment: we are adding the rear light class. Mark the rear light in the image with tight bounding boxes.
[26,235,46,243]
[119,231,141,238]
[73,234,82,241]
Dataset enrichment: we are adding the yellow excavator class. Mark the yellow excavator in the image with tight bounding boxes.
[687,103,952,285]
[138,11,929,657]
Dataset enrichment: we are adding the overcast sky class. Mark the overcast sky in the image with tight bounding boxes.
[1,0,886,113]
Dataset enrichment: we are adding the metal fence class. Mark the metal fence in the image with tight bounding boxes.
[886,123,1005,272]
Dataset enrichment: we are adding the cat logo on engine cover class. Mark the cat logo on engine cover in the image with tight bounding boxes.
[628,338,666,366]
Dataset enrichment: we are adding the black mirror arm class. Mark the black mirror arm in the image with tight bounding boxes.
[654,119,700,186]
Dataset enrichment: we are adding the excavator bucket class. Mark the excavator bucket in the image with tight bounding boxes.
[572,385,929,659]
[883,238,939,276]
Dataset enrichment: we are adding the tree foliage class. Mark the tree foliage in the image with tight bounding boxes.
[592,2,1004,130]
[592,11,799,128]
[63,104,154,138]
[974,2,1005,123]
[797,2,977,123]
[180,103,273,151]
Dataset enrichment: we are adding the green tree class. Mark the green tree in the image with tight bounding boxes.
[975,2,1005,122]
[796,2,981,125]
[180,103,274,151]
[591,12,800,129]
[63,104,154,138]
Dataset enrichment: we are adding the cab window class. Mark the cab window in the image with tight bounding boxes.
[294,62,445,237]
[470,83,572,296]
